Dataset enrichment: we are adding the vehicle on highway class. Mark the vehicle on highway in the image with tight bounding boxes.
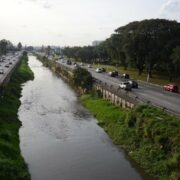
[0,69,4,74]
[122,73,130,79]
[74,64,79,68]
[163,84,179,93]
[66,60,72,65]
[96,68,103,73]
[5,64,9,68]
[80,62,84,66]
[108,71,118,77]
[88,64,92,68]
[128,80,138,88]
[119,81,132,91]
[9,62,12,65]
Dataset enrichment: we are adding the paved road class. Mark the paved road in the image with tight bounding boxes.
[0,52,22,85]
[56,60,180,116]
[88,68,180,115]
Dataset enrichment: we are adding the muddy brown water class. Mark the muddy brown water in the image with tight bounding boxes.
[19,56,150,180]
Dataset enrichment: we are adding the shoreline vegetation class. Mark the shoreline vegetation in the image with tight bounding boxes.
[36,55,180,180]
[0,52,34,179]
[80,94,180,180]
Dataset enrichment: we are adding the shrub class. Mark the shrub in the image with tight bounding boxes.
[73,67,93,91]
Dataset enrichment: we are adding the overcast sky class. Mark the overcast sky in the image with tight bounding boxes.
[0,0,180,46]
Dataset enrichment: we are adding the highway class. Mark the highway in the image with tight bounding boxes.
[57,60,180,117]
[0,52,22,86]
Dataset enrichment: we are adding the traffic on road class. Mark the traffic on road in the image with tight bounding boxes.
[0,52,22,85]
[56,58,180,117]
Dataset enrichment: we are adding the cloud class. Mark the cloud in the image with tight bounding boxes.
[43,2,52,9]
[20,0,52,9]
[159,0,180,20]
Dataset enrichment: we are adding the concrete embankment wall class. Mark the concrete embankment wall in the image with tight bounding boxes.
[55,62,139,109]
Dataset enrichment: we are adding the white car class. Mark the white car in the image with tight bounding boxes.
[96,68,102,73]
[119,81,132,91]
[0,69,4,74]
[88,64,92,68]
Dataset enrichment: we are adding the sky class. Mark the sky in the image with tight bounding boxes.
[0,0,180,46]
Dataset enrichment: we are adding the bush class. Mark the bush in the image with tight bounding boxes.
[80,94,180,179]
[73,67,93,91]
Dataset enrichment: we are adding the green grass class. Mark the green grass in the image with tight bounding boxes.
[80,94,180,180]
[93,64,180,88]
[0,54,34,180]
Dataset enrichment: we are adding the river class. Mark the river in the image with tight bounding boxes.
[19,56,149,180]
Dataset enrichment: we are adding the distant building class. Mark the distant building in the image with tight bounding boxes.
[92,41,103,46]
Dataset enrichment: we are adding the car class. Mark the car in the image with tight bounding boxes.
[96,68,103,73]
[122,73,130,79]
[128,80,138,88]
[108,71,118,77]
[0,69,4,74]
[74,64,79,68]
[80,62,84,66]
[163,84,179,93]
[9,62,12,65]
[66,60,72,65]
[119,81,132,91]
[88,64,92,68]
[5,64,9,68]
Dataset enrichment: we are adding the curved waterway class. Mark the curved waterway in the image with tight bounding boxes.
[19,56,149,180]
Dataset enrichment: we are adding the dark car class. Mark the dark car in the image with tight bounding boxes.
[122,73,130,79]
[163,84,179,93]
[66,60,72,65]
[128,80,138,88]
[109,71,118,77]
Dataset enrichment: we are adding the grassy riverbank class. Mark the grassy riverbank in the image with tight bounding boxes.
[80,94,180,180]
[0,53,34,179]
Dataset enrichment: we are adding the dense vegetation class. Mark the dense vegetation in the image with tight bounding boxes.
[81,94,180,180]
[0,53,34,179]
[63,19,180,82]
[0,39,23,55]
[72,67,93,92]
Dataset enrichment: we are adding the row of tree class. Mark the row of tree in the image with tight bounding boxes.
[62,19,180,81]
[0,39,22,56]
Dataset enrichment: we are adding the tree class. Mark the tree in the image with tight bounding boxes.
[0,39,14,55]
[115,19,180,78]
[170,46,180,79]
[17,42,22,50]
[73,67,93,91]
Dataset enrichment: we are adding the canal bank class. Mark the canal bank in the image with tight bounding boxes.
[36,55,180,180]
[19,56,150,180]
[0,53,34,179]
[80,94,180,180]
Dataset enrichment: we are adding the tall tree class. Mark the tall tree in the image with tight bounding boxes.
[17,42,22,50]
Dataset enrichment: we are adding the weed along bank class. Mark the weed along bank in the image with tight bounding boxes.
[19,55,148,180]
[36,55,180,180]
[0,52,34,179]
